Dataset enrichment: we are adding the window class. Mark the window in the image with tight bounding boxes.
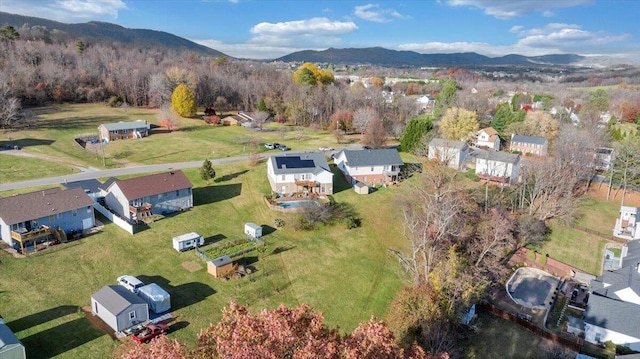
[87,206,92,213]
[129,311,136,320]
[281,175,285,181]
[176,190,180,196]
[72,209,77,217]
[371,167,374,172]
[94,302,98,314]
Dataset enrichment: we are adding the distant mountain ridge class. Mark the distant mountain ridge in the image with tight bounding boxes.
[276,47,585,67]
[0,11,226,57]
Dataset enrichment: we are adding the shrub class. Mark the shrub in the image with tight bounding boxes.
[343,216,361,229]
[273,218,285,228]
[107,96,122,107]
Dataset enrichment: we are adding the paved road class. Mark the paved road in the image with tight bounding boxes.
[0,155,256,192]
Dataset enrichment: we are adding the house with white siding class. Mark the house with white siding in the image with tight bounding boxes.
[475,150,521,184]
[476,127,500,150]
[334,148,403,187]
[267,152,333,195]
[428,138,469,169]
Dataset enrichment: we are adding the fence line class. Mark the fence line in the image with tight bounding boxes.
[93,203,134,235]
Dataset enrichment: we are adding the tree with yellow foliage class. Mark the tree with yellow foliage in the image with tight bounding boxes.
[438,107,479,141]
[171,83,197,118]
[293,62,334,86]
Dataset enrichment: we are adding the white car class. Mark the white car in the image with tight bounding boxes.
[117,275,144,293]
[319,147,335,151]
[264,143,275,149]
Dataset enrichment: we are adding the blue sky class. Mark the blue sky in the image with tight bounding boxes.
[1,0,639,60]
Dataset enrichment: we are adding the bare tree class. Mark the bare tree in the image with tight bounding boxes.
[353,107,377,135]
[361,117,387,148]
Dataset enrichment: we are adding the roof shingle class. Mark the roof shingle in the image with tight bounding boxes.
[0,187,94,225]
[110,170,192,200]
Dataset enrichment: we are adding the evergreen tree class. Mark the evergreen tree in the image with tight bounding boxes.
[400,116,433,153]
[200,159,216,182]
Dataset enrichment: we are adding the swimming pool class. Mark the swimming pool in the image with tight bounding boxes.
[276,200,318,209]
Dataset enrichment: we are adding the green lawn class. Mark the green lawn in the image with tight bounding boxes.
[0,162,410,358]
[0,154,79,183]
[574,197,620,236]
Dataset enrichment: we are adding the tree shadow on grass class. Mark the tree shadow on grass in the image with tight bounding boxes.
[0,138,56,149]
[34,115,122,130]
[202,234,227,246]
[6,305,78,332]
[193,183,242,205]
[214,170,249,183]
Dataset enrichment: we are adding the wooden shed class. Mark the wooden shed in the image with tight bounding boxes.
[353,182,369,195]
[207,256,234,278]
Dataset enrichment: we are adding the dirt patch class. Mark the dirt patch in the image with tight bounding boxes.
[182,260,203,272]
[81,306,118,340]
[587,182,640,207]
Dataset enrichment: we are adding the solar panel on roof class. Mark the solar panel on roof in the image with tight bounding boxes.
[275,156,315,169]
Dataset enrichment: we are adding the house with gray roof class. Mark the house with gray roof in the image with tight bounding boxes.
[0,187,95,252]
[267,152,333,195]
[428,138,469,169]
[0,319,25,359]
[98,120,150,143]
[103,170,193,223]
[509,134,548,156]
[474,149,521,184]
[614,206,640,241]
[334,148,403,187]
[91,285,149,332]
[585,263,640,350]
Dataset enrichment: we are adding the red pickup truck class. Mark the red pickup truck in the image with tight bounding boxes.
[131,323,169,344]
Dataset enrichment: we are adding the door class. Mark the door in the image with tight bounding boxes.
[82,217,94,229]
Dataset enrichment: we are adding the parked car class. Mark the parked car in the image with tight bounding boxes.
[131,323,169,344]
[274,143,281,148]
[280,145,289,151]
[117,275,144,294]
[264,143,274,149]
[319,147,334,151]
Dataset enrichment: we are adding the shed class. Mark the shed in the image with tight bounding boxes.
[244,223,262,238]
[91,285,149,332]
[0,320,25,359]
[207,256,234,278]
[137,283,171,314]
[353,182,369,195]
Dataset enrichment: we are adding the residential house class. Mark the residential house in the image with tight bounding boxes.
[334,148,403,187]
[63,179,103,201]
[91,285,149,332]
[416,95,435,112]
[585,263,640,350]
[103,170,193,223]
[237,111,270,128]
[267,152,334,195]
[0,187,95,251]
[428,138,469,169]
[614,207,640,240]
[594,147,615,171]
[98,120,150,143]
[509,134,548,156]
[475,150,521,184]
[0,319,25,359]
[221,115,241,126]
[476,127,500,150]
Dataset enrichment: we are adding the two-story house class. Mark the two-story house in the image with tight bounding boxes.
[476,127,500,150]
[475,150,521,184]
[428,138,469,169]
[334,148,403,187]
[0,187,95,252]
[509,134,548,156]
[267,153,334,195]
[103,170,193,223]
[98,120,150,143]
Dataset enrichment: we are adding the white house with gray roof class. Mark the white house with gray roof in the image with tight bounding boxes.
[91,285,149,332]
[0,319,25,359]
[98,120,150,143]
[334,148,403,187]
[585,261,640,350]
[509,134,548,156]
[475,150,521,184]
[428,138,469,169]
[267,153,333,195]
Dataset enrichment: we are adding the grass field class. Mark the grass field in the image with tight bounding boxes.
[0,162,411,358]
[0,155,79,183]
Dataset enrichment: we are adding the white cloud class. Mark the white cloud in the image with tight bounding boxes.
[354,3,409,23]
[194,17,357,59]
[397,41,516,57]
[0,0,126,22]
[445,0,591,19]
[512,24,630,52]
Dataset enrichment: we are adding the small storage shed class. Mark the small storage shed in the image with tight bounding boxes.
[0,320,25,359]
[137,283,171,314]
[244,223,262,238]
[207,256,234,278]
[172,232,204,252]
[91,285,149,332]
[353,182,369,195]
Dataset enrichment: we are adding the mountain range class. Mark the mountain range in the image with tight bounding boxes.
[0,11,590,67]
